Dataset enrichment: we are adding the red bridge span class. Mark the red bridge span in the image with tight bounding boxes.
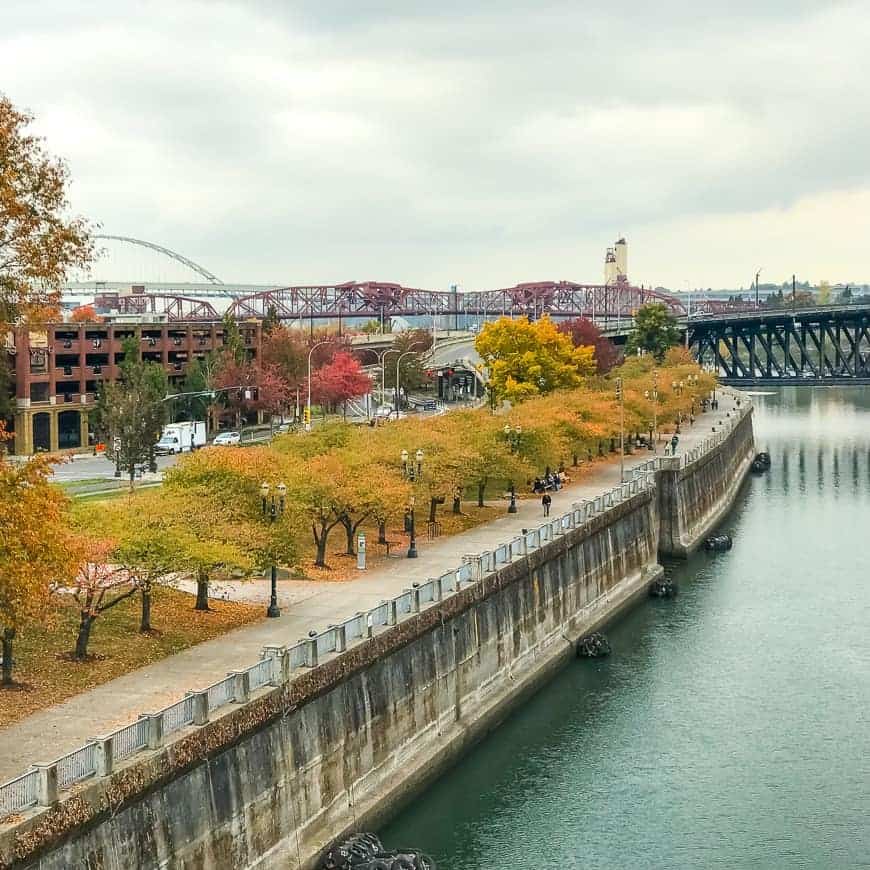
[93,279,745,323]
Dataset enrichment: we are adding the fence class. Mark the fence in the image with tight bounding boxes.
[0,397,749,818]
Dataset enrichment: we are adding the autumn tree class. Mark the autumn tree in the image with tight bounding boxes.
[70,305,102,323]
[0,454,76,685]
[625,303,681,360]
[475,315,596,404]
[310,351,372,419]
[70,540,137,660]
[262,325,309,404]
[558,317,619,373]
[95,337,167,485]
[0,94,94,326]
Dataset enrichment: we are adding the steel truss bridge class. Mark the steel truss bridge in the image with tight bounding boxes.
[94,279,744,323]
[687,305,870,383]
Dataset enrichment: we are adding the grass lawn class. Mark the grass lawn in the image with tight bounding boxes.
[0,588,262,728]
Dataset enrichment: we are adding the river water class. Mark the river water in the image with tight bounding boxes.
[382,387,870,869]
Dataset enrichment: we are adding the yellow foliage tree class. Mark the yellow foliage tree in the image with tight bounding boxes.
[475,315,596,404]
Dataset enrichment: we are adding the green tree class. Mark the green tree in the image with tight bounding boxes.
[221,311,246,364]
[382,329,434,390]
[262,303,281,334]
[625,303,681,360]
[96,338,168,486]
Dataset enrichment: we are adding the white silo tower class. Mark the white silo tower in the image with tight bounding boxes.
[604,247,617,285]
[614,237,628,281]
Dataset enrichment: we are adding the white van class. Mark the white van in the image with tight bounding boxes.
[155,421,206,455]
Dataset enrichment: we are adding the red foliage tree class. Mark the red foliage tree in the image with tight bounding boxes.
[309,351,372,419]
[212,353,290,425]
[558,317,619,373]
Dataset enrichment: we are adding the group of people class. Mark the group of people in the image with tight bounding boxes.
[532,470,567,494]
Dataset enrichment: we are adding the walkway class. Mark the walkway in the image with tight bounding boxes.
[0,395,743,781]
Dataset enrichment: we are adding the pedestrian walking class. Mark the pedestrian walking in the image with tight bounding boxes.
[542,493,552,516]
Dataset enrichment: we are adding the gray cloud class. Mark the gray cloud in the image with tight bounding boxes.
[2,0,869,289]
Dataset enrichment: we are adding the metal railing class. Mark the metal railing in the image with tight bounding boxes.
[0,397,749,819]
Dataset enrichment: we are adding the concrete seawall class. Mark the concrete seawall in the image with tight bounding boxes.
[1,403,754,870]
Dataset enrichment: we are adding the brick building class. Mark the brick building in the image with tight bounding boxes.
[4,319,262,456]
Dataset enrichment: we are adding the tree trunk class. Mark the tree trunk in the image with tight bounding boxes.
[315,532,329,568]
[140,586,152,633]
[452,491,462,514]
[377,519,387,545]
[477,481,486,508]
[195,568,210,611]
[340,516,356,555]
[429,495,444,524]
[1,628,15,687]
[74,613,95,660]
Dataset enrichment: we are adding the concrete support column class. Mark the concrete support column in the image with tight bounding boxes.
[304,638,318,668]
[142,713,164,750]
[384,600,397,626]
[33,763,58,806]
[463,553,483,581]
[408,587,421,613]
[262,645,290,684]
[89,736,114,776]
[188,690,209,725]
[13,409,33,456]
[79,411,90,451]
[49,410,59,453]
[231,671,250,703]
[333,625,347,653]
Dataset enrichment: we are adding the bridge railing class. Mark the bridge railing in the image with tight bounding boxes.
[0,417,745,819]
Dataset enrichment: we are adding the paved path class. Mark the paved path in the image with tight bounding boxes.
[0,395,743,781]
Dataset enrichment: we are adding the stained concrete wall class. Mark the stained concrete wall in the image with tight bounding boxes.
[658,407,755,557]
[2,409,754,870]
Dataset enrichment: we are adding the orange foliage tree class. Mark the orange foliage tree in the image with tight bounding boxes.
[0,454,77,685]
[0,94,94,326]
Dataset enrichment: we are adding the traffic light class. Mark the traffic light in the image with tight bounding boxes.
[303,407,311,426]
[615,377,623,401]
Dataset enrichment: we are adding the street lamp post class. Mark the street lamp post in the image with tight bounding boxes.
[260,481,286,618]
[754,267,763,309]
[400,449,423,557]
[407,495,418,558]
[503,424,522,512]
[306,340,335,432]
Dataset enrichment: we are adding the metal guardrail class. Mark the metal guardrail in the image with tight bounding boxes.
[0,400,751,819]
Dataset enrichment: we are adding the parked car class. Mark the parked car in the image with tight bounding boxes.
[212,431,241,446]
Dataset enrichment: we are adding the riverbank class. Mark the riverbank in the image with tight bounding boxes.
[0,392,753,870]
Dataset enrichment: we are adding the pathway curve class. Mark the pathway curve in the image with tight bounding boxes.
[0,395,744,781]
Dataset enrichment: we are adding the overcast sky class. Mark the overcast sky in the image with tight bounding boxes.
[3,1,869,290]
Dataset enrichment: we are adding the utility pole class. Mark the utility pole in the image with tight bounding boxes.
[755,267,763,309]
[792,274,796,316]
